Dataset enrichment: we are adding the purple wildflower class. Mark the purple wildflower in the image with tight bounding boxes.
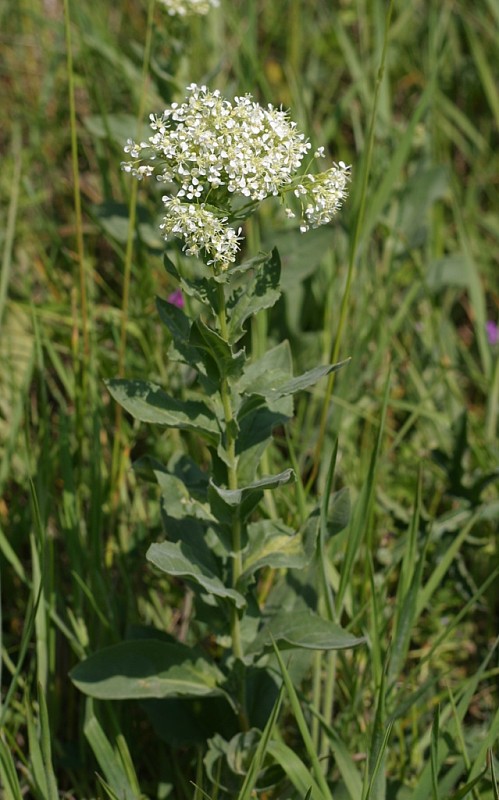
[167,289,184,309]
[486,320,498,346]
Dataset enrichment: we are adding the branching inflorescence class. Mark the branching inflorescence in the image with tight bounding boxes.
[122,83,351,269]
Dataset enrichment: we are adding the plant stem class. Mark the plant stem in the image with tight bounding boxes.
[216,285,245,665]
[216,283,249,731]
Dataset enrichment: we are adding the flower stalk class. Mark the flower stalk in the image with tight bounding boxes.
[216,283,244,666]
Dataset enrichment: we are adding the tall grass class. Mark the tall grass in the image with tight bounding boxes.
[1,0,497,797]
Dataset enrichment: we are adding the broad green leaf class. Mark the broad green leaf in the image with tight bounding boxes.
[237,341,293,399]
[208,469,294,526]
[154,470,213,522]
[140,695,238,747]
[92,201,161,248]
[156,296,211,375]
[395,166,449,251]
[106,379,220,444]
[269,227,336,292]
[327,487,351,537]
[227,248,281,341]
[248,609,365,654]
[240,519,316,583]
[427,254,471,290]
[190,318,245,380]
[71,640,225,700]
[263,360,350,401]
[210,469,295,507]
[147,540,246,609]
[163,252,219,308]
[235,397,290,483]
[83,112,141,144]
[236,394,291,450]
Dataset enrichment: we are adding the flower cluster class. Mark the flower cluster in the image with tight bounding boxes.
[160,196,242,266]
[122,84,350,268]
[291,162,352,232]
[157,0,219,17]
[124,84,310,201]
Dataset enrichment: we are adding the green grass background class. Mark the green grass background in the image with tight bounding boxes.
[0,0,498,797]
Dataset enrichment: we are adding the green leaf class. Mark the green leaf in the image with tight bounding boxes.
[395,166,449,251]
[71,640,225,700]
[227,248,281,341]
[163,252,219,308]
[266,741,325,800]
[37,683,58,800]
[210,469,295,507]
[0,736,23,800]
[327,487,351,537]
[427,254,472,291]
[92,201,161,248]
[141,695,238,747]
[240,519,317,584]
[270,227,336,292]
[83,700,139,800]
[238,687,284,800]
[190,318,245,381]
[83,113,142,144]
[263,360,350,400]
[248,609,365,654]
[271,641,334,800]
[106,379,220,444]
[237,340,293,401]
[156,296,209,374]
[209,469,295,524]
[154,470,213,522]
[235,396,291,483]
[147,540,246,609]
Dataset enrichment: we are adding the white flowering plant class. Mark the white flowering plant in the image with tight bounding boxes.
[71,85,360,790]
[122,84,351,267]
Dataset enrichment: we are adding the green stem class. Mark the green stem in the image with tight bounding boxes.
[216,285,246,674]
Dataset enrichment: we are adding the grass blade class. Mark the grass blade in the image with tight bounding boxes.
[272,639,334,800]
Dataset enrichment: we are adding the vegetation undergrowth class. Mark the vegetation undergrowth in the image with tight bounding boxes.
[0,0,497,798]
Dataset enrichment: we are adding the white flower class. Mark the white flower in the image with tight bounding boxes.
[157,0,219,16]
[122,84,311,203]
[291,161,351,231]
[160,196,242,269]
[122,84,351,267]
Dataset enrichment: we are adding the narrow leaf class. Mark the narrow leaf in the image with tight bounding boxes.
[84,700,138,800]
[431,706,440,800]
[272,640,334,800]
[0,736,23,800]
